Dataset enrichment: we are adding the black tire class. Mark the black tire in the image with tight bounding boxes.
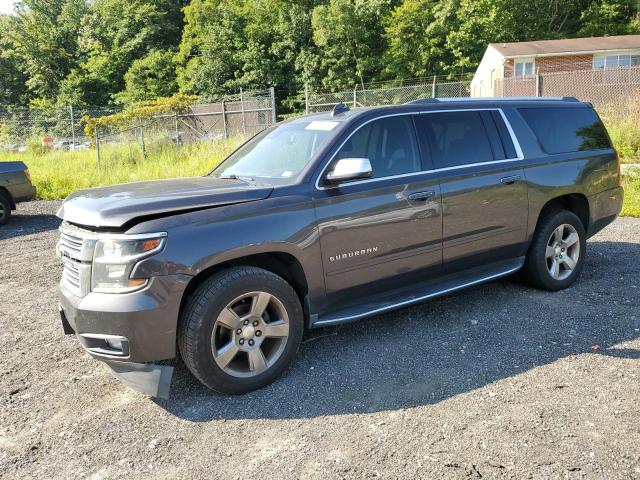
[522,209,587,291]
[0,191,11,226]
[178,266,304,394]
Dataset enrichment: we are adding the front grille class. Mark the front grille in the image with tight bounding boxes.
[62,258,81,288]
[59,229,84,257]
[57,224,95,297]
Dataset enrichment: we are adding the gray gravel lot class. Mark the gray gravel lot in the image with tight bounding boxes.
[1,201,639,479]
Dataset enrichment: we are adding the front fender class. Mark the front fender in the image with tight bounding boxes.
[130,194,325,306]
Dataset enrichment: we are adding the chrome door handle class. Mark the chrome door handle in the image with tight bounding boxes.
[408,191,436,201]
[500,175,521,185]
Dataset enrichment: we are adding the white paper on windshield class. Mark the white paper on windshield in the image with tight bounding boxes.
[305,121,339,131]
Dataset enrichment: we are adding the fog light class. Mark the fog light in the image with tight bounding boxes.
[106,338,123,350]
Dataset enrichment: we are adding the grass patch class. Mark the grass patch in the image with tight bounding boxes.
[600,104,640,164]
[621,173,640,218]
[0,137,243,200]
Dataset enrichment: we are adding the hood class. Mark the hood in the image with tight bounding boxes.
[57,177,273,229]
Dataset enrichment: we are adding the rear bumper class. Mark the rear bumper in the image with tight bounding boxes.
[11,181,37,204]
[58,274,191,364]
[587,186,624,237]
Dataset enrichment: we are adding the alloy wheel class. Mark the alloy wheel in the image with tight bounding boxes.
[211,291,290,378]
[546,223,580,281]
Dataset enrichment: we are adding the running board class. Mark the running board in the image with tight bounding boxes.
[313,257,524,327]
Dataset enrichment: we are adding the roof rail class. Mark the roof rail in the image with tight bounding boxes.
[407,96,580,105]
[332,102,350,116]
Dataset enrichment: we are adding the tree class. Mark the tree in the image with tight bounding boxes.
[176,0,246,96]
[383,0,444,79]
[115,50,178,105]
[445,0,590,72]
[311,0,398,89]
[0,15,30,108]
[579,0,640,36]
[69,0,185,105]
[9,0,86,101]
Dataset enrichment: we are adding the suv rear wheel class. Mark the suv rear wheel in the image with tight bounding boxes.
[522,210,587,291]
[0,191,11,226]
[178,266,304,394]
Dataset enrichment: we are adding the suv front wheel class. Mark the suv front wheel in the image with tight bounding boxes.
[178,266,304,394]
[523,210,587,291]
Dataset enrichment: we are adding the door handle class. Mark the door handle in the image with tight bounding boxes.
[500,175,521,185]
[408,191,436,201]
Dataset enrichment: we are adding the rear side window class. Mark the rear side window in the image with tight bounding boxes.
[519,107,611,154]
[417,111,494,169]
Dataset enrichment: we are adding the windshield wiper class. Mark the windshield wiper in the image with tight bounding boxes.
[218,174,256,184]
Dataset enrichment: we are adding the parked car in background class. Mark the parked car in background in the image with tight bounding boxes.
[0,161,37,226]
[55,97,622,398]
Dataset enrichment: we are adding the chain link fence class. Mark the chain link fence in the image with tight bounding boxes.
[0,88,276,159]
[94,88,276,164]
[305,75,473,113]
[0,107,118,152]
[495,66,640,112]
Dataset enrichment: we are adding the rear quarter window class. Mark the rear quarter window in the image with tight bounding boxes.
[519,107,612,154]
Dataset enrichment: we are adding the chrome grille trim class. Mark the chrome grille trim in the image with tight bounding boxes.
[57,224,96,297]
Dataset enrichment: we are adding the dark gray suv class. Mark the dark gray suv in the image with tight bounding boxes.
[56,98,623,398]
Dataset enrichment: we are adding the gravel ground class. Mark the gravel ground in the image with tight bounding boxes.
[1,201,639,479]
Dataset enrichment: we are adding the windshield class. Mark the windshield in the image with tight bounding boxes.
[211,120,339,183]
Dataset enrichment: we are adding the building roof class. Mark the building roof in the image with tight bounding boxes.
[489,35,640,58]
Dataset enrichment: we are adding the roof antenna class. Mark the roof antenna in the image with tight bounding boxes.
[332,102,350,116]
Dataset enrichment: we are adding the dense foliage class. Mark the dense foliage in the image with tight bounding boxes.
[0,0,639,113]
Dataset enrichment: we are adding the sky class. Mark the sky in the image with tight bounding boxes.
[0,0,16,15]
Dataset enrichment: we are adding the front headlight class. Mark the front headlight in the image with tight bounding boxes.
[92,233,167,293]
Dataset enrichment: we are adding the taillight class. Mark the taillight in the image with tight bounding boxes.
[614,150,622,185]
[24,168,32,182]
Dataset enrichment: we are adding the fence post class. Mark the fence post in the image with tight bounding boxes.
[353,86,358,108]
[240,87,247,136]
[69,105,76,150]
[304,84,309,114]
[221,100,228,139]
[535,68,540,97]
[174,112,180,145]
[140,124,146,156]
[270,86,276,124]
[95,125,101,168]
[432,76,437,98]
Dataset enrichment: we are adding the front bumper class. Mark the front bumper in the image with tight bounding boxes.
[58,274,191,397]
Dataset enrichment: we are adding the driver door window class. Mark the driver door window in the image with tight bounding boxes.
[336,116,421,179]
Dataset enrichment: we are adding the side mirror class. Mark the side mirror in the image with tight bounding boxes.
[325,158,373,185]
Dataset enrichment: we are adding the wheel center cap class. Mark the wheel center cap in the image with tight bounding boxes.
[242,326,255,340]
[555,246,562,255]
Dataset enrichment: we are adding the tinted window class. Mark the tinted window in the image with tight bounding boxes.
[418,111,494,169]
[490,110,517,159]
[519,107,611,154]
[336,116,421,178]
[480,111,506,160]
